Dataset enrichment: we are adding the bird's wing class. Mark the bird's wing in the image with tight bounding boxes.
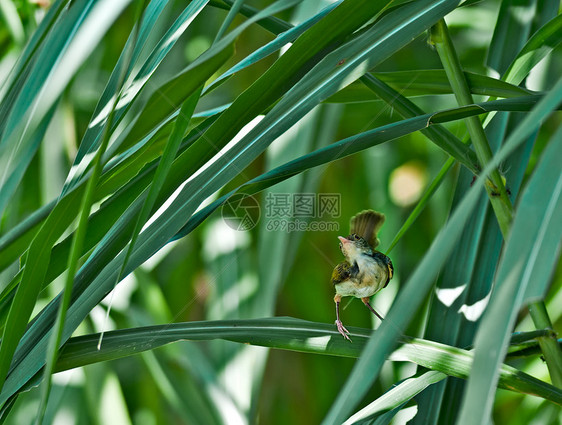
[350,210,385,248]
[331,261,359,285]
[331,262,350,285]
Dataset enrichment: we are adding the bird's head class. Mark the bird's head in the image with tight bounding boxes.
[338,234,372,260]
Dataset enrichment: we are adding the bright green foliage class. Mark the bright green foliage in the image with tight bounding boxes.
[0,1,560,424]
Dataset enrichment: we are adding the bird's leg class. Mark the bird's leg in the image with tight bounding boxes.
[362,297,384,321]
[334,294,351,341]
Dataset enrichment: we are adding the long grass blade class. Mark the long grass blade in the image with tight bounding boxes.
[0,0,304,404]
[503,13,562,85]
[0,95,549,321]
[457,110,562,425]
[343,371,447,425]
[206,0,339,92]
[34,3,150,421]
[487,0,535,75]
[47,318,562,406]
[330,70,535,103]
[0,0,67,116]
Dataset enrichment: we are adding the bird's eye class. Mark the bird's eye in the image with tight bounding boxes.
[339,242,343,249]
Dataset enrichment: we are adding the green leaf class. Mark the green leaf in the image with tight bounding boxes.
[0,3,233,402]
[458,106,562,424]
[0,60,229,311]
[487,0,536,75]
[48,318,562,406]
[0,0,24,45]
[35,2,153,421]
[343,371,446,425]
[0,199,53,272]
[4,1,402,381]
[131,270,226,425]
[173,95,545,242]
[482,12,562,128]
[0,99,540,384]
[0,0,67,116]
[0,183,92,393]
[411,115,504,425]
[117,0,302,158]
[503,13,562,86]
[214,0,244,42]
[121,41,233,151]
[0,1,554,404]
[2,0,560,421]
[179,0,396,190]
[359,73,479,172]
[61,0,210,194]
[0,95,549,318]
[0,0,133,217]
[431,112,538,424]
[0,0,304,404]
[205,0,340,93]
[209,0,294,35]
[328,70,535,103]
[166,0,471,256]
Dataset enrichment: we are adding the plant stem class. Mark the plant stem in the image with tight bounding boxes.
[334,60,559,391]
[430,19,512,236]
[431,17,562,390]
[528,303,562,387]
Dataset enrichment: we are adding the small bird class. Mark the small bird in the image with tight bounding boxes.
[331,210,394,341]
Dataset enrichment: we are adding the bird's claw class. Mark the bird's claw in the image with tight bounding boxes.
[336,320,352,342]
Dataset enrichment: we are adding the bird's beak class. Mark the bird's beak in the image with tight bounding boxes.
[338,236,349,244]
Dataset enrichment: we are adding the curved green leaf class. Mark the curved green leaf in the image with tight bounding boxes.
[328,70,535,103]
[487,0,535,75]
[173,95,547,244]
[0,0,24,46]
[343,371,446,425]
[359,73,479,172]
[48,318,562,406]
[503,13,562,86]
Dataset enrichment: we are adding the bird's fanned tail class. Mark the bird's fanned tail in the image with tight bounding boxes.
[350,210,385,248]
